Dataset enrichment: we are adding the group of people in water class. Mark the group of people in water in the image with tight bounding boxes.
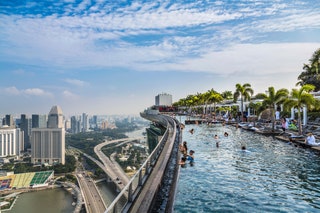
[178,128,248,166]
[179,141,195,165]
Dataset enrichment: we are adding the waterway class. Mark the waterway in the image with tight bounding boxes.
[174,117,320,212]
[96,181,118,206]
[5,188,74,213]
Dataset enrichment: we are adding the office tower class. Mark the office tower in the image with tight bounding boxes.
[31,106,65,165]
[0,126,24,157]
[32,114,47,128]
[155,93,172,106]
[82,113,88,132]
[20,114,31,150]
[90,115,98,129]
[4,115,15,127]
[65,119,71,130]
[47,106,64,128]
[70,116,81,134]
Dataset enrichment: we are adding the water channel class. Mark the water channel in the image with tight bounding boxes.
[173,117,320,212]
[6,188,74,213]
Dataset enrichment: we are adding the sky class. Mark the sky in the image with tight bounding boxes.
[1,0,320,117]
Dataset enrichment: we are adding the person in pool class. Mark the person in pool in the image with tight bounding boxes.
[179,156,186,165]
[187,150,195,163]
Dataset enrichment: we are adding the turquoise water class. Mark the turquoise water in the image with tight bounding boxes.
[174,119,320,213]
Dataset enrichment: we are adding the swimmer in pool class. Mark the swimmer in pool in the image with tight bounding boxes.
[187,150,195,163]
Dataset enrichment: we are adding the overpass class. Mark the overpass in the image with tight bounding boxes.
[105,113,182,212]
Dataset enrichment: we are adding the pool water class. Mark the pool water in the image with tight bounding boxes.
[173,119,320,213]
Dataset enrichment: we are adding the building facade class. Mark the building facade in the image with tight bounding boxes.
[32,114,47,128]
[31,128,65,165]
[31,106,65,165]
[155,93,172,106]
[0,126,24,158]
[20,114,31,150]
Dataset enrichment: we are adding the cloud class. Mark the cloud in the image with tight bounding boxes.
[3,86,53,97]
[156,42,319,75]
[23,88,53,97]
[62,90,79,99]
[4,86,20,95]
[63,78,88,87]
[1,0,319,72]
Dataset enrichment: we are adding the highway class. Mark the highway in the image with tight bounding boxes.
[77,171,106,213]
[93,138,143,187]
[71,137,144,212]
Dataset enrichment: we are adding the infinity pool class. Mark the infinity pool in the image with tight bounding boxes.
[173,118,320,213]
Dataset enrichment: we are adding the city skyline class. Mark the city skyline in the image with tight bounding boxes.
[1,0,320,116]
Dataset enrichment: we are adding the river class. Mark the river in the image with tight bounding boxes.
[6,188,74,213]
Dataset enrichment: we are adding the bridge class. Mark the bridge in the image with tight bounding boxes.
[104,113,182,212]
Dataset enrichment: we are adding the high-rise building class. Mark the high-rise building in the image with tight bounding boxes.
[70,116,80,134]
[90,115,98,129]
[20,114,31,150]
[47,106,64,128]
[31,106,65,165]
[0,126,24,158]
[82,113,88,132]
[32,114,47,128]
[4,115,15,127]
[155,93,172,106]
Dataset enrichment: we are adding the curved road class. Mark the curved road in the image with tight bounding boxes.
[94,138,143,187]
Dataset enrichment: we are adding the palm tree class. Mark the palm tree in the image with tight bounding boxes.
[233,83,254,121]
[284,84,316,135]
[255,87,289,131]
[221,90,233,100]
[208,92,223,115]
[297,48,320,91]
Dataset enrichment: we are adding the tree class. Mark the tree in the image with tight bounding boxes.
[297,48,320,91]
[233,83,254,121]
[221,90,233,100]
[255,87,289,131]
[284,84,316,135]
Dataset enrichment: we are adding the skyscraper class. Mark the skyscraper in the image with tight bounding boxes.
[82,113,88,132]
[4,115,14,127]
[20,114,31,150]
[70,116,80,134]
[32,114,47,128]
[155,93,172,106]
[31,106,65,165]
[47,106,64,128]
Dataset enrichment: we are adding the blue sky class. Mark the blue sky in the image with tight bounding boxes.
[1,0,320,116]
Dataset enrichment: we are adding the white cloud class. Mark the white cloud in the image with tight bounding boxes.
[63,78,88,87]
[4,86,20,95]
[3,86,53,97]
[23,88,53,97]
[62,90,79,99]
[159,42,319,75]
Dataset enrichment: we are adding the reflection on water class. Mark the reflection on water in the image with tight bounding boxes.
[97,181,118,206]
[174,117,320,213]
[7,188,74,213]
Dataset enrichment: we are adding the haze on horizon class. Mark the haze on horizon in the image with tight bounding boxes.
[1,0,320,116]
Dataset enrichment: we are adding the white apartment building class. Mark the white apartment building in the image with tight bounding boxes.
[0,126,24,158]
